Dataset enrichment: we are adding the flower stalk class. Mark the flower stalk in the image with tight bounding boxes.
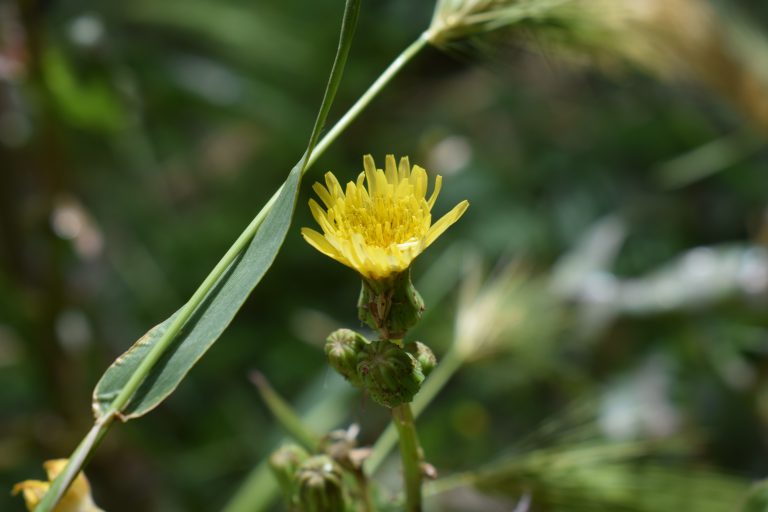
[308,155,468,509]
[392,403,426,512]
[365,347,464,474]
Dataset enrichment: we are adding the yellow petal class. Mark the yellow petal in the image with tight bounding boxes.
[14,459,103,512]
[410,165,427,200]
[385,154,398,185]
[427,174,443,210]
[398,156,410,182]
[13,480,48,511]
[308,199,334,234]
[424,200,469,248]
[356,172,366,192]
[324,171,344,199]
[374,169,389,198]
[363,155,377,195]
[312,182,334,209]
[302,228,347,265]
[302,155,468,280]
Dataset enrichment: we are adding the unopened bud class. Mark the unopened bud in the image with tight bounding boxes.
[268,444,309,500]
[406,341,437,377]
[358,270,424,339]
[325,329,368,387]
[296,455,345,512]
[357,340,424,408]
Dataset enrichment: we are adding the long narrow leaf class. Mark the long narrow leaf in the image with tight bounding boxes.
[91,0,360,420]
[92,164,302,418]
[35,1,363,509]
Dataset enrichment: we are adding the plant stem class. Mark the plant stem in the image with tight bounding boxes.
[365,347,463,474]
[309,32,429,167]
[34,30,430,512]
[353,468,376,512]
[392,403,424,512]
[250,371,320,451]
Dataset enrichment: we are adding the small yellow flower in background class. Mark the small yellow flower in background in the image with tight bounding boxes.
[302,154,469,281]
[12,459,104,512]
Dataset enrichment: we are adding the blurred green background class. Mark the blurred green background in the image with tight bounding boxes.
[3,0,768,510]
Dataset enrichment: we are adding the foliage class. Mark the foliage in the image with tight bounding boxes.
[2,0,768,510]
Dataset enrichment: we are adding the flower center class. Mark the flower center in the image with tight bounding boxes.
[335,194,429,249]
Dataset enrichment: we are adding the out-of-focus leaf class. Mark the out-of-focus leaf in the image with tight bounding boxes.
[435,440,748,512]
[44,48,124,130]
[429,402,748,511]
[654,130,765,189]
[740,480,768,512]
[118,0,307,72]
[250,371,319,450]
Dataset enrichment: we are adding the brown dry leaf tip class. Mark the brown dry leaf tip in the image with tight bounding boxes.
[347,448,373,470]
[421,462,439,480]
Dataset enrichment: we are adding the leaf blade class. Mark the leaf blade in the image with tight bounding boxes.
[93,162,302,418]
[91,0,361,420]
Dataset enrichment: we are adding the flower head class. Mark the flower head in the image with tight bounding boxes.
[13,459,104,512]
[301,154,469,281]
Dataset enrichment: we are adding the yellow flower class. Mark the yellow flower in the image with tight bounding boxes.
[302,154,469,281]
[13,459,104,512]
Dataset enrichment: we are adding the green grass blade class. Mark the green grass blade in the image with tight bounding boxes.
[250,371,320,451]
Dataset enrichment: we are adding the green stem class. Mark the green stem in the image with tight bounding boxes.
[308,32,429,167]
[250,371,319,451]
[392,403,424,512]
[365,348,463,474]
[33,30,430,512]
[353,468,377,512]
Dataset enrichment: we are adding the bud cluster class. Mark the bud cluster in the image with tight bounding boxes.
[325,329,436,409]
[268,426,372,512]
[269,445,345,512]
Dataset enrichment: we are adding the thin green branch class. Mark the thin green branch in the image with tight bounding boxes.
[392,403,425,512]
[309,32,429,166]
[250,371,320,451]
[353,468,377,512]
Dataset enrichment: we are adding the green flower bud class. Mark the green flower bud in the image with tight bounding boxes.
[406,341,437,377]
[296,455,345,512]
[325,329,368,387]
[358,269,425,339]
[268,443,309,503]
[356,340,425,408]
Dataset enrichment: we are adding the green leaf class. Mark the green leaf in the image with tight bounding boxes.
[741,481,768,512]
[44,48,124,131]
[92,160,302,419]
[91,0,361,420]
